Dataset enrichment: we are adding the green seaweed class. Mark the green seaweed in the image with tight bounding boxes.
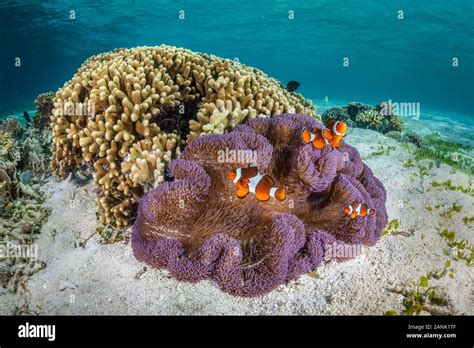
[381,220,419,238]
[439,229,474,267]
[427,260,455,280]
[384,260,453,316]
[403,159,414,168]
[439,203,463,219]
[381,219,402,236]
[411,163,431,179]
[413,133,474,175]
[418,165,430,177]
[431,179,474,198]
[462,216,474,225]
[363,144,396,160]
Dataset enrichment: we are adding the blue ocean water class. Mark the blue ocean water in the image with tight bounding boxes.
[0,0,473,133]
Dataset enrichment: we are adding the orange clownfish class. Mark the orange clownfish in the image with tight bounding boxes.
[301,127,332,149]
[344,202,376,219]
[301,119,348,149]
[229,167,287,201]
[325,118,348,148]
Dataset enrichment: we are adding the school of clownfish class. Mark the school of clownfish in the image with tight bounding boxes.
[227,118,376,220]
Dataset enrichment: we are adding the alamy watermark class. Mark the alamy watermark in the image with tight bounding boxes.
[379,99,420,120]
[217,147,257,165]
[324,241,364,261]
[0,241,38,260]
[55,100,96,118]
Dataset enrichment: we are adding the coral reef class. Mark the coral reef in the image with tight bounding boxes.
[0,101,52,297]
[345,102,372,119]
[50,45,316,228]
[0,117,23,139]
[33,92,55,132]
[323,101,405,134]
[355,109,385,131]
[132,114,387,296]
[0,126,20,214]
[387,114,404,132]
[321,107,350,123]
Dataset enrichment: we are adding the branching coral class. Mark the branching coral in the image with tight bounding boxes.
[132,114,387,296]
[0,129,19,163]
[355,109,385,131]
[355,109,404,134]
[50,45,316,228]
[0,118,23,139]
[121,133,183,191]
[387,114,404,132]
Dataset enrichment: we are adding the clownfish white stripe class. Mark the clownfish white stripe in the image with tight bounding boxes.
[320,128,331,144]
[248,173,264,194]
[355,203,362,215]
[332,122,342,136]
[233,168,242,184]
[347,205,353,214]
[269,187,278,198]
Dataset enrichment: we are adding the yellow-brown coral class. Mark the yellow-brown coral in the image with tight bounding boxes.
[50,45,316,228]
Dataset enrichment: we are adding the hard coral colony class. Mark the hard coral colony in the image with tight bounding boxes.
[132,114,387,297]
[50,45,316,228]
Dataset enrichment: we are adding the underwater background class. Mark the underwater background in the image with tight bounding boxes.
[0,0,473,138]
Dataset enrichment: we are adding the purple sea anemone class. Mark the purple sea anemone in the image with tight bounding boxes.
[131,114,387,297]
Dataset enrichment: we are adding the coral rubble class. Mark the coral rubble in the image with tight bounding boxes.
[0,112,51,299]
[50,45,317,228]
[132,114,387,296]
[0,127,20,213]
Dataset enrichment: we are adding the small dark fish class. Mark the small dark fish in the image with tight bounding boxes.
[286,80,300,92]
[23,111,31,124]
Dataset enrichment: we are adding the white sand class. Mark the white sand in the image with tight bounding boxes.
[1,128,472,315]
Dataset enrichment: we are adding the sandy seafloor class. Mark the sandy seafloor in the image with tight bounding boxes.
[0,127,473,315]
